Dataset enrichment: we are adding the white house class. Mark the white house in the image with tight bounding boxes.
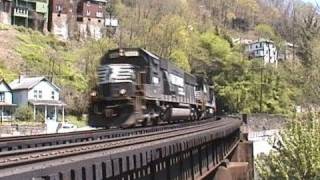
[10,76,65,122]
[0,79,16,122]
[246,39,278,65]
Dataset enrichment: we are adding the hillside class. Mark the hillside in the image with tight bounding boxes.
[0,24,116,117]
[0,0,319,118]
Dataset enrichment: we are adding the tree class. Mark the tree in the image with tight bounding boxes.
[256,113,320,179]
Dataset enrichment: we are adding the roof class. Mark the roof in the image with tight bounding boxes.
[249,38,274,45]
[0,102,17,106]
[140,49,160,60]
[0,79,12,91]
[29,100,66,106]
[10,76,60,91]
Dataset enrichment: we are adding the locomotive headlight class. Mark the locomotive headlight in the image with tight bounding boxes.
[90,91,97,97]
[119,89,127,95]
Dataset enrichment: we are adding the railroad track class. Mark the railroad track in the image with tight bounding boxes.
[0,118,228,152]
[0,118,239,169]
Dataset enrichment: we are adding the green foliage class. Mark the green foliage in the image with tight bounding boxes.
[14,106,34,122]
[199,32,232,60]
[0,61,18,82]
[190,31,295,114]
[169,49,191,72]
[256,113,320,179]
[255,24,277,40]
[65,115,88,128]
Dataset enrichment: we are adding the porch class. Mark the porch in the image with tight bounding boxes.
[0,103,16,122]
[29,100,66,122]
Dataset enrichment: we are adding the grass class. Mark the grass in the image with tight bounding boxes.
[0,60,18,81]
[65,115,88,128]
[0,24,9,31]
[14,28,88,92]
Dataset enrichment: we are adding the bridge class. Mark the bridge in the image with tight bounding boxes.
[0,117,253,180]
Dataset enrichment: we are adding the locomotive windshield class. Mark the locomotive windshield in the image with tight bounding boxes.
[97,64,136,84]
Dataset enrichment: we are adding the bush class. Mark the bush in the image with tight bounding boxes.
[256,113,320,179]
[14,106,34,122]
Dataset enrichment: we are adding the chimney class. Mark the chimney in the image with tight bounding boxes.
[19,74,25,83]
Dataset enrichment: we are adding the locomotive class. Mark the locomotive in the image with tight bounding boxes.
[88,48,216,128]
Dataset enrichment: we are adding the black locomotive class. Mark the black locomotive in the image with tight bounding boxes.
[88,48,216,128]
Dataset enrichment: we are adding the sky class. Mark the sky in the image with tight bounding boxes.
[303,0,319,5]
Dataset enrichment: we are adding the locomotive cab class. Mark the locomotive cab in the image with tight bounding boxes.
[195,77,216,119]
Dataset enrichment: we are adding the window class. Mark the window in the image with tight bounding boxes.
[0,92,4,102]
[56,5,62,12]
[51,91,55,100]
[34,90,38,99]
[39,90,42,99]
[260,50,264,55]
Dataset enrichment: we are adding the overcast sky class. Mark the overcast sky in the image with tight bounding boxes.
[303,0,319,5]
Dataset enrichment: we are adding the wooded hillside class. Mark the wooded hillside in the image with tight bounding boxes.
[0,0,319,117]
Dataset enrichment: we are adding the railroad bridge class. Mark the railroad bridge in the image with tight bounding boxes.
[0,117,253,180]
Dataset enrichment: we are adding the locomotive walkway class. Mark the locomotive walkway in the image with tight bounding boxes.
[0,117,253,180]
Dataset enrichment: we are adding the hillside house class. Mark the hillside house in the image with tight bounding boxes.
[0,79,16,122]
[12,0,49,31]
[246,39,278,65]
[278,42,297,62]
[77,0,107,39]
[48,0,70,40]
[0,0,12,24]
[10,76,65,122]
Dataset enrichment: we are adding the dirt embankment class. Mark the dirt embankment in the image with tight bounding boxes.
[0,26,24,70]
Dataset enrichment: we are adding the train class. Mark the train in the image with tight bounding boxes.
[88,48,216,128]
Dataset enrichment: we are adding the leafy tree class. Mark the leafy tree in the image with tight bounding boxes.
[169,49,191,72]
[190,31,295,114]
[256,113,320,179]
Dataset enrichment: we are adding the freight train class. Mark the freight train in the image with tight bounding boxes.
[88,48,216,128]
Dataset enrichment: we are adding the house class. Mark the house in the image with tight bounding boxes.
[0,0,12,25]
[12,0,49,31]
[48,0,70,40]
[246,39,278,65]
[278,42,297,62]
[0,79,16,122]
[77,0,107,39]
[10,76,65,122]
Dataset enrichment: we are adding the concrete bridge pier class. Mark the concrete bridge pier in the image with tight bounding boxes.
[210,133,254,180]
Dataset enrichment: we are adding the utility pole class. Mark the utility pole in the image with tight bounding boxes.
[259,66,263,112]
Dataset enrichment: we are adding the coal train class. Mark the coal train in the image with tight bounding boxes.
[88,48,216,128]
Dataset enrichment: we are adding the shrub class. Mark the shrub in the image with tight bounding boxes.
[14,106,34,122]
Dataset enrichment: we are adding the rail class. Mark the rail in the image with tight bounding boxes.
[0,117,242,180]
[0,119,219,152]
